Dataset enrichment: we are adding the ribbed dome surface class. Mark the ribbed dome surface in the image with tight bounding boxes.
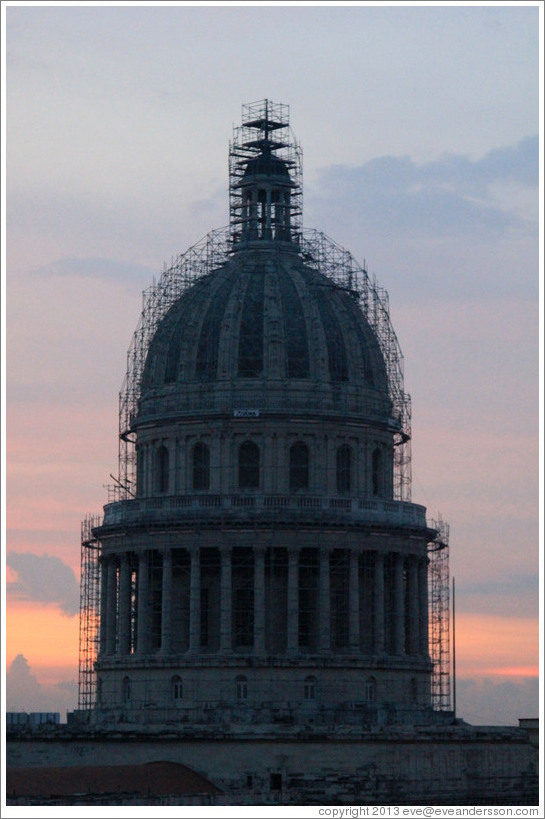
[243,151,291,179]
[137,248,391,426]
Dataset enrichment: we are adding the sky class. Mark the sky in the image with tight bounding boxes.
[3,2,542,726]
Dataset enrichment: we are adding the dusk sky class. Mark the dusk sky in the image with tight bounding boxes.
[4,2,541,725]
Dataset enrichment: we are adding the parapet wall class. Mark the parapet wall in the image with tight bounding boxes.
[6,724,538,805]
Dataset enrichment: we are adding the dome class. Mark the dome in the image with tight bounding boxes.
[137,248,391,429]
[242,148,291,179]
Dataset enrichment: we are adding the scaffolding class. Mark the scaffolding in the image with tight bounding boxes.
[78,515,101,710]
[115,228,411,503]
[229,99,303,246]
[428,517,451,712]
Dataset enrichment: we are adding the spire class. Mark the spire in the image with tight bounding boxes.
[229,99,302,247]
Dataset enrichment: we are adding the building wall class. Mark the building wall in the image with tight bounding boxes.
[6,731,538,805]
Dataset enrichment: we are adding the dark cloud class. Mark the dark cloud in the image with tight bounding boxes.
[7,552,80,616]
[308,136,538,240]
[457,573,538,619]
[6,655,78,718]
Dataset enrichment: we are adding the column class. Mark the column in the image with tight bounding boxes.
[349,549,360,652]
[418,557,429,657]
[188,547,201,653]
[99,557,108,654]
[219,546,232,653]
[318,548,331,652]
[287,546,299,654]
[136,550,149,655]
[105,558,117,654]
[408,557,419,655]
[118,553,131,655]
[254,546,266,654]
[393,552,405,655]
[160,548,173,655]
[373,551,385,653]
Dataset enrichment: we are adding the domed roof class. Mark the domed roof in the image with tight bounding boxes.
[137,248,391,427]
[243,149,291,179]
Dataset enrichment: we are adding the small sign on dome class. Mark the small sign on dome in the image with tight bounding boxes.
[234,409,260,418]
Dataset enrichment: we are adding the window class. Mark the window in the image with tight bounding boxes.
[336,445,352,494]
[239,441,260,489]
[236,675,248,701]
[289,442,309,490]
[192,442,210,490]
[372,447,381,497]
[156,445,169,494]
[304,676,317,700]
[410,677,418,704]
[270,773,283,791]
[122,676,131,703]
[172,675,183,701]
[364,676,377,703]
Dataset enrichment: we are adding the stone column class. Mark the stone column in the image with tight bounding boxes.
[349,549,360,652]
[408,557,420,655]
[219,545,232,653]
[136,551,149,655]
[373,551,385,653]
[188,547,201,653]
[318,548,331,652]
[99,557,108,654]
[118,553,131,655]
[168,442,175,494]
[394,552,405,655]
[160,548,173,655]
[287,546,299,654]
[418,557,429,657]
[254,546,266,654]
[105,558,117,654]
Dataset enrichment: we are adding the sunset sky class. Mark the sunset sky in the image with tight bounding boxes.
[4,2,541,724]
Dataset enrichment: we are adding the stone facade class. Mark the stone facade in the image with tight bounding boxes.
[7,726,539,806]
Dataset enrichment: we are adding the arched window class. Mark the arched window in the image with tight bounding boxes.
[236,675,248,701]
[304,675,317,700]
[192,442,210,490]
[336,445,352,494]
[364,676,377,703]
[289,442,309,490]
[239,441,260,489]
[122,676,131,703]
[372,447,381,497]
[172,675,183,701]
[156,445,169,494]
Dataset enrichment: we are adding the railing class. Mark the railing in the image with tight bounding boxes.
[100,494,428,530]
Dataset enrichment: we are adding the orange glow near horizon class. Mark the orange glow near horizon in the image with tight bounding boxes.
[453,612,538,678]
[6,600,539,687]
[6,600,80,671]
